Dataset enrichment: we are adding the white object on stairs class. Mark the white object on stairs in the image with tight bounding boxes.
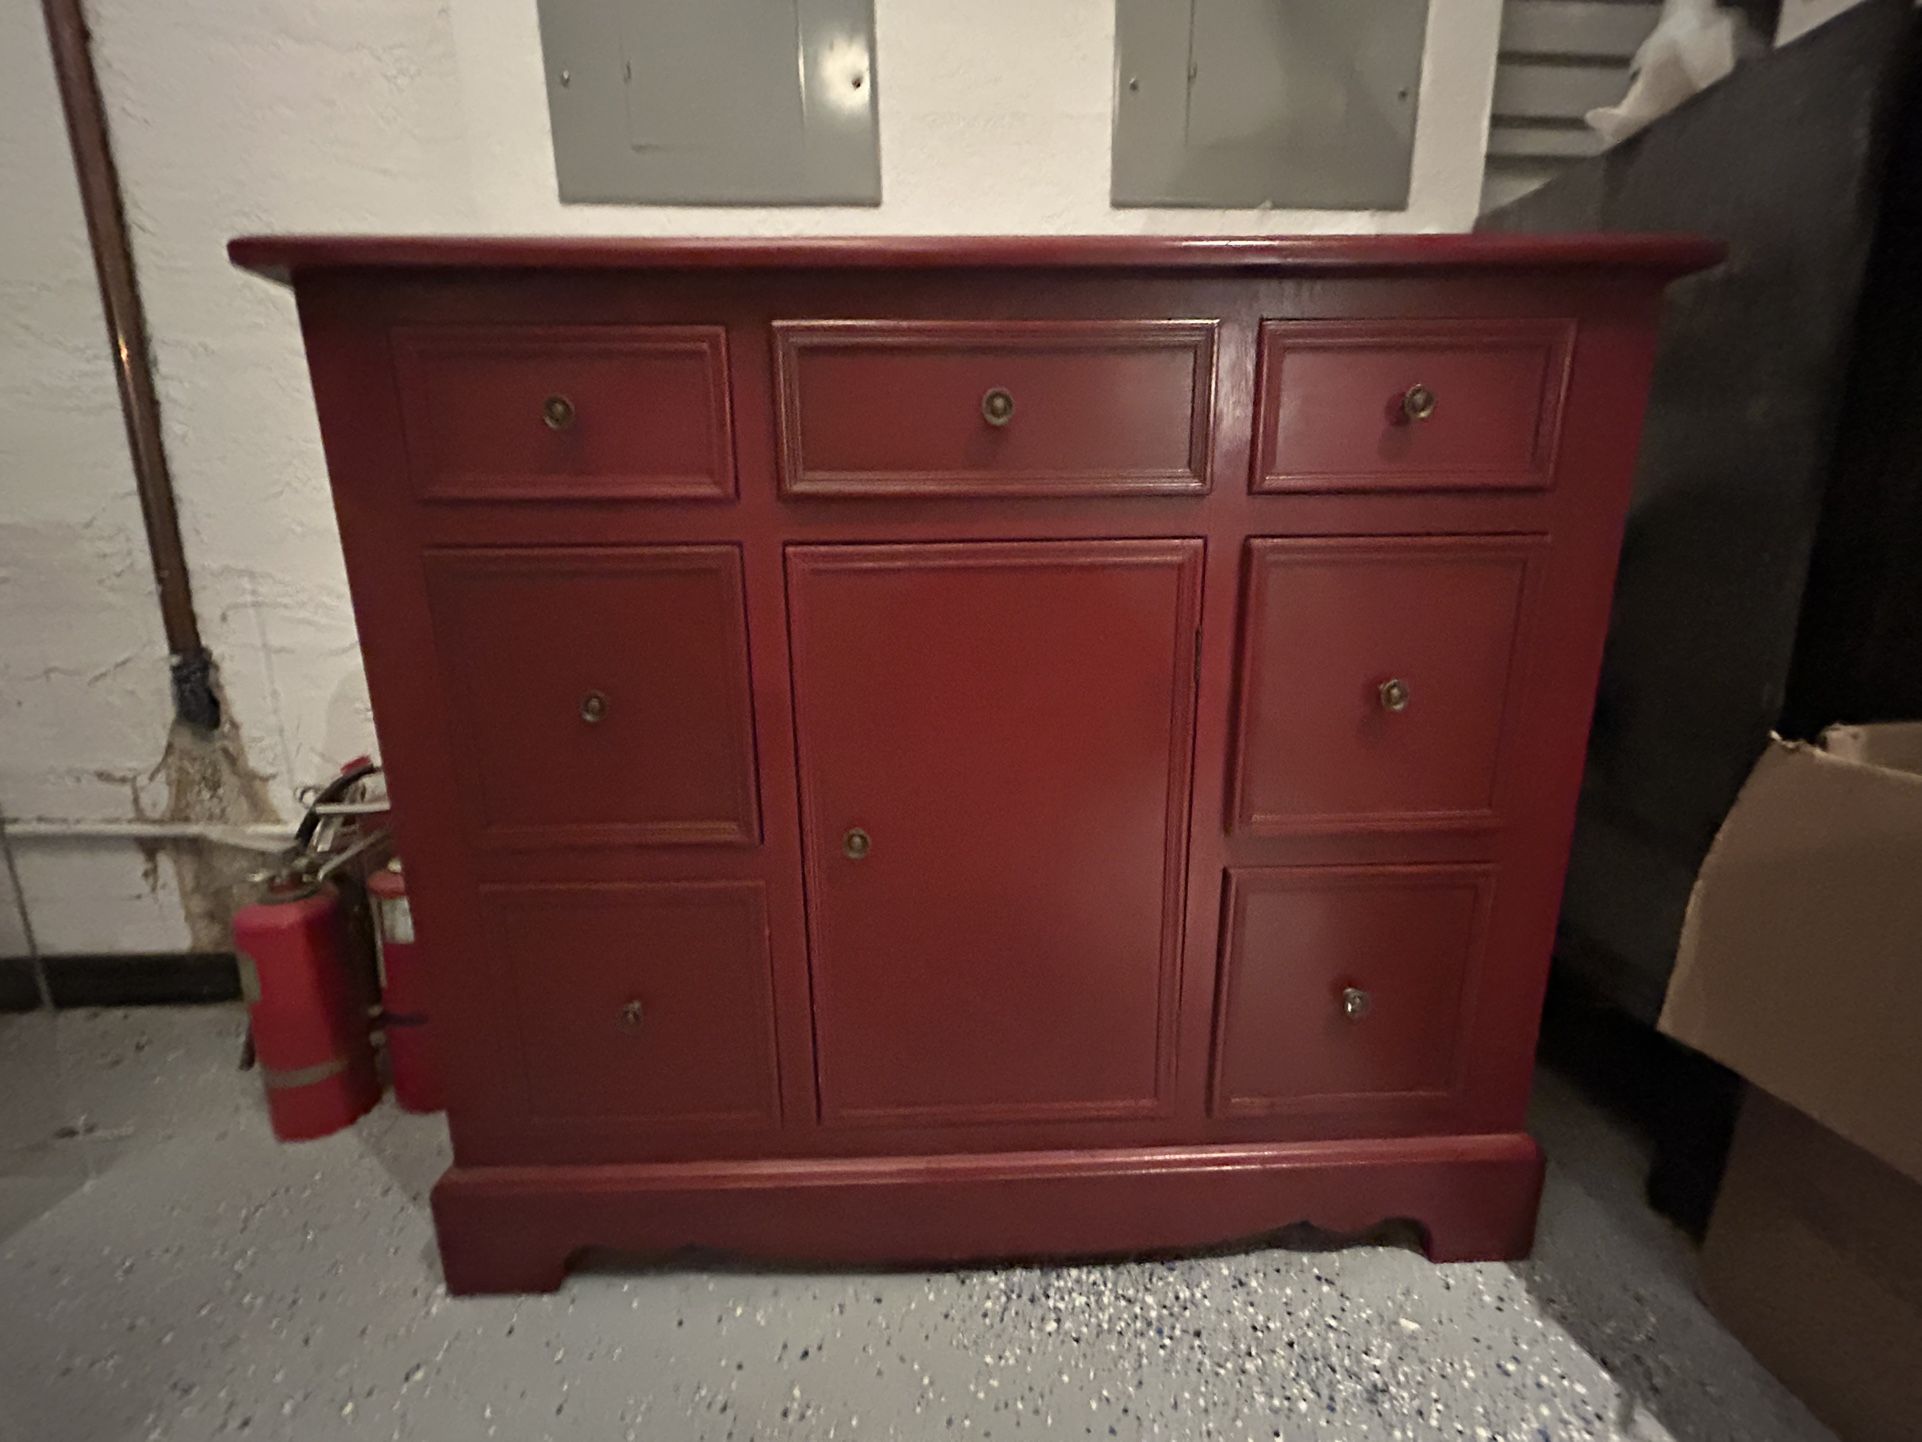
[1586,0,1755,145]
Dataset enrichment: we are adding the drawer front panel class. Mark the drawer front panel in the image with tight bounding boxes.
[1213,865,1495,1117]
[394,325,735,501]
[485,882,781,1127]
[1231,535,1543,836]
[1252,318,1573,493]
[789,539,1202,1126]
[424,545,760,849]
[774,320,1217,497]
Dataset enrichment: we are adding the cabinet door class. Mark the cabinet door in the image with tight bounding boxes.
[788,540,1203,1127]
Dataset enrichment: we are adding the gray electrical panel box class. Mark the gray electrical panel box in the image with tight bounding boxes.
[1112,0,1428,210]
[538,0,880,205]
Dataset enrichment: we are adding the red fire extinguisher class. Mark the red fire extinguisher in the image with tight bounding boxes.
[368,858,443,1113]
[233,871,383,1142]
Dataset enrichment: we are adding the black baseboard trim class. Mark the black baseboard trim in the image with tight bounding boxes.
[0,953,241,1012]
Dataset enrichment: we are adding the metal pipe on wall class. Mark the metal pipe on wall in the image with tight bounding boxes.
[4,821,296,852]
[41,0,220,732]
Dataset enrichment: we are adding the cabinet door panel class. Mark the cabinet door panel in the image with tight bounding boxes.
[788,540,1202,1126]
[1231,535,1544,835]
[424,545,760,848]
[1213,865,1495,1118]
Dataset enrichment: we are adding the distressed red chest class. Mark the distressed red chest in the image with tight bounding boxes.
[232,234,1716,1293]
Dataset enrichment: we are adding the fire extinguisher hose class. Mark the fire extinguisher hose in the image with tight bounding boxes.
[294,760,381,849]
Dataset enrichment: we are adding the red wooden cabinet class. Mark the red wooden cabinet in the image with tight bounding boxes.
[233,233,1716,1293]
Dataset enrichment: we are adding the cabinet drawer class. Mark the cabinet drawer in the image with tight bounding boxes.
[773,320,1217,497]
[423,545,760,849]
[1213,865,1494,1118]
[1230,535,1543,835]
[1252,318,1573,493]
[394,325,735,501]
[485,882,781,1127]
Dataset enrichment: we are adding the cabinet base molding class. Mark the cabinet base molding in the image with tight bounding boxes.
[430,1133,1545,1294]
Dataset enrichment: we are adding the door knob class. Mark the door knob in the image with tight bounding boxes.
[542,393,577,431]
[1378,678,1410,713]
[842,826,871,860]
[980,387,1015,427]
[1341,987,1372,1021]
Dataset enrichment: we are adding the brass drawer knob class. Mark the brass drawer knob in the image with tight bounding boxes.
[1341,987,1372,1021]
[1378,678,1410,713]
[981,386,1015,427]
[542,393,577,431]
[842,826,871,860]
[618,999,645,1031]
[1401,383,1437,422]
[579,689,608,723]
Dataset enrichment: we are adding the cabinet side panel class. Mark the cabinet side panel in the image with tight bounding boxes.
[291,279,506,1158]
[1432,292,1670,1130]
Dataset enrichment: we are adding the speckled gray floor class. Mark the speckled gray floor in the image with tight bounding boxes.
[0,1007,1833,1442]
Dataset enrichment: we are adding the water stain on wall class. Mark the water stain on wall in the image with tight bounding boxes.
[137,692,280,951]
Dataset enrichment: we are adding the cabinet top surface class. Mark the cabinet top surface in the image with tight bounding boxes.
[228,232,1722,286]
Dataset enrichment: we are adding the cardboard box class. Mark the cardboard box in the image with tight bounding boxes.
[1700,1090,1922,1442]
[1660,722,1922,1186]
[1662,724,1922,1440]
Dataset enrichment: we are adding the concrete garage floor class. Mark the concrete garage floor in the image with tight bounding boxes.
[0,1008,1832,1442]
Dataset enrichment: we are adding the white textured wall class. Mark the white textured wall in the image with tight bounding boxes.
[2,3,187,952]
[0,0,1503,954]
